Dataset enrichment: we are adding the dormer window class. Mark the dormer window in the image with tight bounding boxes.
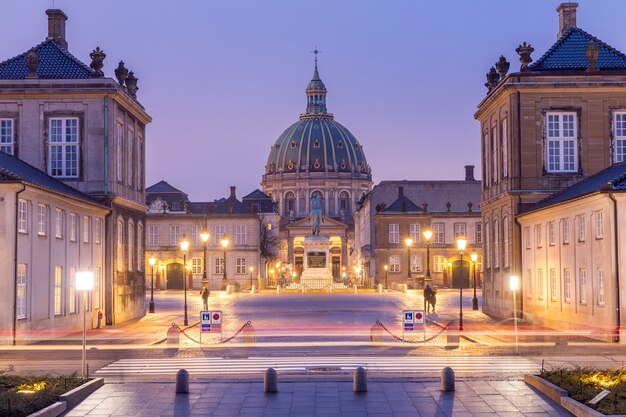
[338,141,343,149]
[290,141,297,149]
[274,144,280,149]
[313,140,320,148]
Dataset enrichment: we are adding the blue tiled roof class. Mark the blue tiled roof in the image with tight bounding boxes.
[146,180,186,194]
[212,196,253,215]
[384,195,423,213]
[0,40,93,79]
[530,28,626,72]
[0,151,105,206]
[523,162,626,214]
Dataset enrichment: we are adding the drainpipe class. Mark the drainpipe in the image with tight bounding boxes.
[103,96,109,194]
[609,192,621,343]
[13,185,26,346]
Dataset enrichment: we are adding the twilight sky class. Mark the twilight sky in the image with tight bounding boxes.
[1,1,624,200]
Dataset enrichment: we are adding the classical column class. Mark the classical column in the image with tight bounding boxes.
[287,237,294,264]
[340,236,347,269]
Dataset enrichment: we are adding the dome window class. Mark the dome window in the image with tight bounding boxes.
[287,161,295,170]
[274,144,280,149]
[313,140,320,148]
[338,141,344,149]
[340,161,348,170]
[290,141,297,149]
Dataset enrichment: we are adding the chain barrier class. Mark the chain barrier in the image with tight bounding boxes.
[374,319,455,343]
[172,321,252,346]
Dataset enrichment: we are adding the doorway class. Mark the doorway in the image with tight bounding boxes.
[332,256,340,279]
[451,260,470,288]
[167,263,184,289]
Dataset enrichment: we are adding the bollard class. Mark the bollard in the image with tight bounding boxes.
[167,324,180,346]
[353,367,367,392]
[446,327,460,349]
[264,368,278,393]
[176,369,189,394]
[251,285,256,294]
[403,284,408,293]
[370,324,383,342]
[353,284,358,293]
[243,325,256,344]
[301,285,306,294]
[440,367,455,392]
[328,286,333,294]
[377,284,383,293]
[226,285,234,295]
[276,285,281,294]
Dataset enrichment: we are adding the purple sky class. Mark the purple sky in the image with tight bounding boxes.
[1,1,624,201]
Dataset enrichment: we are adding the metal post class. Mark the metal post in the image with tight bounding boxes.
[82,291,87,377]
[202,242,207,285]
[385,269,388,288]
[407,246,412,279]
[426,241,431,281]
[472,261,478,310]
[250,268,253,289]
[149,265,155,313]
[513,289,519,353]
[222,247,227,288]
[459,253,464,331]
[183,252,188,326]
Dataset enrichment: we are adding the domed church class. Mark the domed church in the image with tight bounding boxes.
[262,54,373,278]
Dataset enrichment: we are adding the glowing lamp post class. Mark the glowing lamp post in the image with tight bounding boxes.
[148,257,156,313]
[423,229,433,286]
[249,266,254,289]
[220,238,229,289]
[384,264,388,288]
[510,275,519,353]
[404,237,413,283]
[456,237,467,331]
[179,236,190,326]
[200,229,210,286]
[76,271,94,377]
[470,252,478,310]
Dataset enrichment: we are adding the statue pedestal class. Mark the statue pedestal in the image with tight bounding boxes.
[300,236,334,289]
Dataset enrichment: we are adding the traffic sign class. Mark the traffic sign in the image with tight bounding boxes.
[404,312,413,324]
[212,312,221,324]
[414,310,424,324]
[200,310,222,333]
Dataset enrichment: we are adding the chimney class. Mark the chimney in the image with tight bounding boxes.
[464,165,475,181]
[46,9,68,49]
[398,186,404,197]
[557,3,578,39]
[230,186,236,199]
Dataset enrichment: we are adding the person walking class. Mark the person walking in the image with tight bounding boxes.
[430,285,438,313]
[423,284,433,314]
[200,286,210,311]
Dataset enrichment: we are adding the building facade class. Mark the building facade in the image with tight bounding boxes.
[0,9,151,325]
[476,3,626,318]
[354,167,483,288]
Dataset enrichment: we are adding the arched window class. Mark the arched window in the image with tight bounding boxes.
[137,222,144,271]
[298,190,306,215]
[484,221,490,269]
[128,220,134,271]
[117,217,124,271]
[493,218,500,269]
[284,192,295,216]
[339,191,351,214]
[328,189,335,216]
[503,216,510,268]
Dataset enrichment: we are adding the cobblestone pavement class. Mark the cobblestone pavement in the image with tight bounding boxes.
[62,379,572,417]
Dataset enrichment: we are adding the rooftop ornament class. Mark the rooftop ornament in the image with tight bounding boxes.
[25,48,39,79]
[125,71,138,98]
[585,40,600,72]
[114,60,128,86]
[515,42,534,72]
[89,47,106,77]
[495,55,510,79]
[485,67,499,91]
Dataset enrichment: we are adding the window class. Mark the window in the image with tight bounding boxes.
[388,224,399,244]
[433,255,445,273]
[83,216,90,243]
[613,112,626,163]
[483,132,490,186]
[236,225,247,245]
[18,199,27,233]
[493,219,500,268]
[545,112,577,173]
[492,126,498,183]
[535,224,543,248]
[170,226,181,246]
[215,257,224,274]
[236,257,246,274]
[191,225,201,246]
[476,255,483,272]
[70,213,77,242]
[564,269,571,303]
[409,223,421,244]
[37,204,47,236]
[579,268,587,304]
[94,268,101,309]
[548,222,555,246]
[94,218,101,244]
[410,255,422,273]
[54,266,62,316]
[191,257,203,274]
[148,225,159,246]
[550,269,557,302]
[17,264,27,319]
[117,219,124,271]
[484,222,490,268]
[526,269,533,299]
[128,221,134,271]
[537,268,544,300]
[137,223,143,271]
[213,225,225,245]
[55,208,63,238]
[116,123,123,182]
[562,219,570,244]
[433,223,445,244]
[502,119,508,178]
[48,117,79,177]
[595,211,604,239]
[389,255,400,272]
[0,118,14,154]
[503,217,510,268]
[524,226,531,250]
[578,215,586,242]
[69,267,76,314]
[597,268,605,306]
[475,223,482,244]
[453,223,466,238]
[137,136,143,190]
[127,130,134,186]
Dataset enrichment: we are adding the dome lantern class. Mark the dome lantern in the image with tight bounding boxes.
[304,48,328,116]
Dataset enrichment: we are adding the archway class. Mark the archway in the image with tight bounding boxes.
[166,263,184,289]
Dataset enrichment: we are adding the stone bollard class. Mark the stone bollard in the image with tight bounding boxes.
[251,285,256,294]
[276,285,281,294]
[328,286,333,294]
[167,324,180,346]
[176,369,189,394]
[353,367,367,392]
[440,367,455,392]
[370,324,383,342]
[264,368,278,393]
[377,284,383,293]
[403,284,408,293]
[243,325,256,344]
[353,284,358,293]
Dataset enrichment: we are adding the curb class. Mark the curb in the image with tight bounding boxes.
[524,374,625,417]
[26,378,104,417]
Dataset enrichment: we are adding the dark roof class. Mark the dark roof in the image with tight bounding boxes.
[0,151,105,206]
[243,189,272,200]
[523,162,626,214]
[530,28,626,72]
[212,196,253,215]
[0,40,94,79]
[188,202,217,214]
[146,180,187,194]
[242,189,276,213]
[384,194,423,213]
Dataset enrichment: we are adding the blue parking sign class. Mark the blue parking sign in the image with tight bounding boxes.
[404,312,413,323]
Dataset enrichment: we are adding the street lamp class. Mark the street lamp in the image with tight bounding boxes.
[179,235,190,326]
[423,229,433,285]
[76,271,94,377]
[510,275,519,354]
[404,238,413,282]
[148,257,156,313]
[249,266,254,289]
[470,252,478,310]
[200,229,210,287]
[220,238,229,289]
[456,237,467,331]
[384,264,388,288]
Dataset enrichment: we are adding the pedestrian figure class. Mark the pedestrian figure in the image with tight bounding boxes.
[200,286,210,311]
[423,284,433,313]
[430,285,438,313]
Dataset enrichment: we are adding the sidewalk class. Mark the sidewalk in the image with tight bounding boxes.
[62,378,572,417]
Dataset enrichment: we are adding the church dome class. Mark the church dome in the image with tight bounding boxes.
[265,59,370,178]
